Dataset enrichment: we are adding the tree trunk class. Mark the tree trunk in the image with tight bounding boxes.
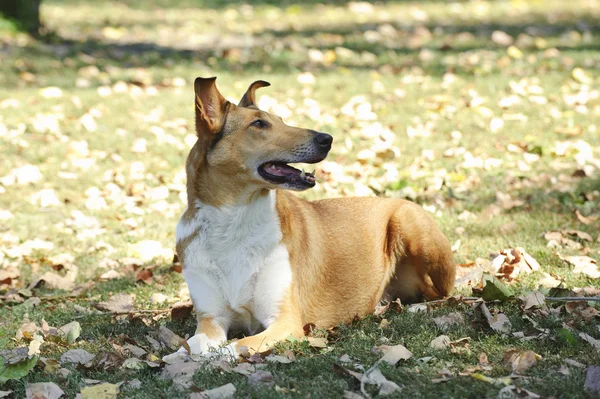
[0,0,41,34]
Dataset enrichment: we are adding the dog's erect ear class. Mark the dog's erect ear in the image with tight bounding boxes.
[238,80,270,108]
[194,77,228,136]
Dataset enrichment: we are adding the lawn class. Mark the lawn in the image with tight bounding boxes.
[1,0,600,397]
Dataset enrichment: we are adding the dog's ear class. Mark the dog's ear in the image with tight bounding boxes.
[238,80,270,108]
[194,77,228,136]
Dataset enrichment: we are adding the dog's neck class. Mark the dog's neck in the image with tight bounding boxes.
[185,141,269,208]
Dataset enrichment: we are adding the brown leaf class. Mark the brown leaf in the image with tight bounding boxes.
[503,349,541,374]
[94,294,134,313]
[171,302,193,321]
[29,272,74,291]
[519,291,546,310]
[136,269,153,284]
[157,326,184,350]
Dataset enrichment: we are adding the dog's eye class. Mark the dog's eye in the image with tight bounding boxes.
[251,120,268,129]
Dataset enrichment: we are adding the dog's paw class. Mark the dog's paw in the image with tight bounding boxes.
[216,342,238,359]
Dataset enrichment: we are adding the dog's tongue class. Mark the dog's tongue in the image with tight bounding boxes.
[263,162,299,176]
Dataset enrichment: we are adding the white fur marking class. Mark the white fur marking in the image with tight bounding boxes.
[179,191,292,353]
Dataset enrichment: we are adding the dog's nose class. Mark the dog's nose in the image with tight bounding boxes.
[314,133,333,147]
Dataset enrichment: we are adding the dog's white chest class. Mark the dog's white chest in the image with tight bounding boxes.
[177,192,292,330]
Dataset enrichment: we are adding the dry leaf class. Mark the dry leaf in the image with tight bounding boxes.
[503,349,541,374]
[60,349,95,365]
[585,366,600,394]
[519,291,546,310]
[191,383,236,399]
[80,383,119,399]
[95,294,134,313]
[307,337,328,348]
[433,312,464,331]
[430,335,451,350]
[25,382,64,399]
[561,255,600,278]
[580,332,600,351]
[363,367,401,396]
[373,344,413,365]
[171,302,193,321]
[157,326,185,351]
[248,370,274,387]
[29,272,74,291]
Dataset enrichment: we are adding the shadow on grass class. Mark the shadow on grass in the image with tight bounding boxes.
[2,11,599,87]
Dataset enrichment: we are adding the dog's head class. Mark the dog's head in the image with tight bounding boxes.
[191,77,332,193]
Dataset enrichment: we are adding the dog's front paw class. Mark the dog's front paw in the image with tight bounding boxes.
[162,333,223,362]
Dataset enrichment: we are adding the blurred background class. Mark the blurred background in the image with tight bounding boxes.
[0,0,599,303]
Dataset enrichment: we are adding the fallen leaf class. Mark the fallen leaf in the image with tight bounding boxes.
[474,302,512,333]
[497,385,541,398]
[161,361,201,391]
[25,382,64,399]
[28,334,44,357]
[136,269,153,284]
[585,366,600,394]
[149,293,167,304]
[191,383,236,399]
[80,383,119,399]
[60,349,95,365]
[480,273,513,301]
[519,291,546,310]
[266,354,293,364]
[29,272,74,291]
[307,337,328,348]
[171,302,193,321]
[503,349,541,374]
[430,335,451,350]
[248,370,274,387]
[363,366,401,396]
[95,294,135,313]
[0,354,38,384]
[580,332,600,351]
[123,344,146,358]
[373,344,413,365]
[471,373,512,386]
[433,312,465,331]
[561,255,600,278]
[157,326,185,350]
[59,321,81,343]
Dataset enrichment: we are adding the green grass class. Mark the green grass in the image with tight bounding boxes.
[1,0,600,397]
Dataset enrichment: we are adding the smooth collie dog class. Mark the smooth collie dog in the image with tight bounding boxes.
[172,77,455,358]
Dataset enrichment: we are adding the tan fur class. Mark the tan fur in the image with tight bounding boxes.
[180,77,456,356]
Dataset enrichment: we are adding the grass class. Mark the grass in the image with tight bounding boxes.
[1,0,600,397]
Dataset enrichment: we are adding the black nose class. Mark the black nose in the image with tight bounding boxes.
[314,133,333,147]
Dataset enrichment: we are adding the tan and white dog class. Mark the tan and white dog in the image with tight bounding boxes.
[173,77,455,358]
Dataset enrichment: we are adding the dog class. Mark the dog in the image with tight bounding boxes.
[172,77,455,358]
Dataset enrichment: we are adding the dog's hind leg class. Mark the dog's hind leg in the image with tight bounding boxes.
[383,202,456,303]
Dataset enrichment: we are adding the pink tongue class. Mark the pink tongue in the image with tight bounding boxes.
[265,163,299,176]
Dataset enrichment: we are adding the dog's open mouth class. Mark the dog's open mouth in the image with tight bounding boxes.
[258,162,316,187]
